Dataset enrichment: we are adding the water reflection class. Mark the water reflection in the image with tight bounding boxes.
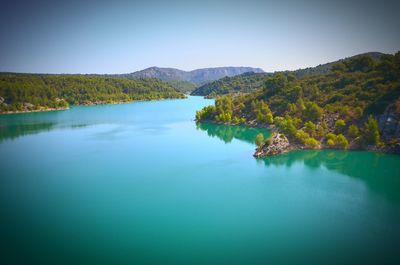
[196,122,270,144]
[197,122,400,202]
[262,150,400,202]
[0,118,89,142]
[0,122,56,142]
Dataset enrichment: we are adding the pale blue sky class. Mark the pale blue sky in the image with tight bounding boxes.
[0,0,399,74]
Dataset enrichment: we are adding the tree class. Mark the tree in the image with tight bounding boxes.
[264,73,287,95]
[196,105,216,120]
[276,116,297,138]
[325,133,337,148]
[304,121,316,137]
[266,113,274,124]
[348,124,359,138]
[215,96,233,122]
[285,85,302,102]
[255,133,265,147]
[252,100,273,123]
[326,139,335,147]
[334,119,346,133]
[331,62,347,73]
[305,137,320,149]
[363,115,380,145]
[336,134,349,149]
[295,130,310,144]
[303,101,323,122]
[346,56,375,72]
[296,98,305,112]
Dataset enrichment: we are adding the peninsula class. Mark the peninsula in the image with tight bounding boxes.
[195,52,400,156]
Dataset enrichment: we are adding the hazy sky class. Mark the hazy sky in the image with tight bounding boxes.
[0,0,399,74]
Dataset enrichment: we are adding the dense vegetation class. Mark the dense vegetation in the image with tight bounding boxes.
[191,52,384,98]
[196,52,400,152]
[196,122,269,145]
[0,74,185,113]
[192,72,272,98]
[166,80,197,94]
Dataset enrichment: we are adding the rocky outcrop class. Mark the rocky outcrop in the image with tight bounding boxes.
[254,133,290,157]
[320,113,339,133]
[379,102,400,140]
[378,101,400,154]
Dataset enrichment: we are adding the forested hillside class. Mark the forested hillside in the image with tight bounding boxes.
[165,80,197,94]
[0,74,185,113]
[191,72,271,97]
[192,52,385,98]
[196,52,400,154]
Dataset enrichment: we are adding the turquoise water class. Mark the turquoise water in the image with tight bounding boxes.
[1,96,400,265]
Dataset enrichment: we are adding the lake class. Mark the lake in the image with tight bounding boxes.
[1,96,400,265]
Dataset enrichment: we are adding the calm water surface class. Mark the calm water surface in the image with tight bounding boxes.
[1,96,400,264]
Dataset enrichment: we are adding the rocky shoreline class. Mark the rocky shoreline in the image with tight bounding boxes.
[252,132,394,158]
[0,106,69,115]
[254,133,291,157]
[196,119,400,157]
[0,97,187,115]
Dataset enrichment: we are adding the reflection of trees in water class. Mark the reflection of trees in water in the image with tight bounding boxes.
[196,122,270,144]
[0,122,55,142]
[262,150,400,202]
[0,122,89,142]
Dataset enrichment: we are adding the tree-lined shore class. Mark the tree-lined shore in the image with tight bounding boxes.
[196,52,400,156]
[0,74,185,114]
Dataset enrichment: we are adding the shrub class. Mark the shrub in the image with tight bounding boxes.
[216,112,232,122]
[304,121,316,136]
[295,130,310,144]
[266,135,273,146]
[253,100,273,123]
[303,101,323,122]
[336,134,349,149]
[196,105,216,120]
[348,124,359,138]
[264,73,287,95]
[363,115,380,145]
[305,137,320,149]
[326,139,335,147]
[266,113,274,124]
[276,116,297,138]
[354,107,363,119]
[346,55,375,72]
[326,133,337,141]
[334,119,346,133]
[274,116,284,125]
[255,133,265,147]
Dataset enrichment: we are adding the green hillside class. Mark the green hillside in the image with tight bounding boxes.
[0,74,185,113]
[196,52,400,152]
[192,52,385,98]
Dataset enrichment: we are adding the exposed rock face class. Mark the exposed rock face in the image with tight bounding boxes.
[254,133,290,157]
[320,113,339,133]
[379,103,400,140]
[113,66,264,85]
[23,102,34,108]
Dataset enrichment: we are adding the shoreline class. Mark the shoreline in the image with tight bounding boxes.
[195,119,398,156]
[0,107,70,115]
[0,96,187,115]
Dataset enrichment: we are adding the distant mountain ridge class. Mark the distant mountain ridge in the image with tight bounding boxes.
[112,66,264,85]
